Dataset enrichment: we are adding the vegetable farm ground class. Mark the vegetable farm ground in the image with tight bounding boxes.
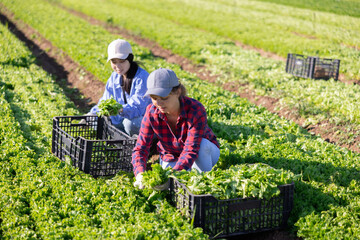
[1,1,360,239]
[0,12,299,240]
[1,3,359,154]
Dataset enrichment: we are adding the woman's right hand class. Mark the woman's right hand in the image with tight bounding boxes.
[133,173,144,189]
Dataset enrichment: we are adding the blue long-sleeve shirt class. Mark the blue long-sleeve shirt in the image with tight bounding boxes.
[90,67,151,125]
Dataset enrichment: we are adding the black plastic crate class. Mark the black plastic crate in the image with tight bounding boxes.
[285,53,340,80]
[169,177,294,239]
[52,115,136,177]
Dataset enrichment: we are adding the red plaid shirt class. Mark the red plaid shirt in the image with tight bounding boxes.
[132,96,219,176]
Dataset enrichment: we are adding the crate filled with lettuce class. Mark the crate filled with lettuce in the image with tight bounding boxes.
[52,98,136,177]
[168,163,299,239]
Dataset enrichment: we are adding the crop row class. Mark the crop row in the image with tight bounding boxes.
[3,0,360,146]
[0,23,207,239]
[255,0,360,18]
[1,1,360,239]
[56,0,360,79]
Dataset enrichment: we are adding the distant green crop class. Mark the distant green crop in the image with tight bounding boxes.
[97,97,122,117]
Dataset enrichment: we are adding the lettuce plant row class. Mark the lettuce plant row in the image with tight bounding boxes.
[1,1,360,239]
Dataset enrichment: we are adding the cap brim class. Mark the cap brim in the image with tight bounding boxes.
[144,88,172,98]
[107,53,129,62]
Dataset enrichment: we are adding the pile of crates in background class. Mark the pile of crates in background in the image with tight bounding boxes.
[169,177,294,239]
[52,115,136,178]
[285,53,340,80]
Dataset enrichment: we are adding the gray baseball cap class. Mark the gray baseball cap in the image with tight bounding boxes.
[145,68,179,97]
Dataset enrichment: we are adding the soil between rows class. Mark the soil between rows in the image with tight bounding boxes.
[0,4,355,240]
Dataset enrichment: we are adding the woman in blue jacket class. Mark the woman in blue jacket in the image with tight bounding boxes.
[89,39,151,136]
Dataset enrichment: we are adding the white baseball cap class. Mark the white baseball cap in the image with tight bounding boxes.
[145,68,179,97]
[107,39,132,62]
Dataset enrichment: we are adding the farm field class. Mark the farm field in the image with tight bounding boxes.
[3,0,360,152]
[1,0,360,239]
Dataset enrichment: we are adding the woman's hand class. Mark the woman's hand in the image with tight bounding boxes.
[133,173,144,189]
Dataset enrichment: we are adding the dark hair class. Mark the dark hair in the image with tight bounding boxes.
[122,54,138,94]
[171,83,187,97]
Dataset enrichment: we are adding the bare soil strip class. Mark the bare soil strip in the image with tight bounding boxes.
[0,4,359,154]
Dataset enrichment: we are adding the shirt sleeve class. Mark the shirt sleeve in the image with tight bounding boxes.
[131,105,154,176]
[173,103,207,171]
[89,74,115,114]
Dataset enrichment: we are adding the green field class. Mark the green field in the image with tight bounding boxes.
[1,0,360,239]
[255,0,360,18]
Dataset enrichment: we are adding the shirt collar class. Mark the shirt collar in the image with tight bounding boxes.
[179,96,187,119]
[113,73,123,88]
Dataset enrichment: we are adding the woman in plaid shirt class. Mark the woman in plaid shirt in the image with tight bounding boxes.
[132,68,220,189]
